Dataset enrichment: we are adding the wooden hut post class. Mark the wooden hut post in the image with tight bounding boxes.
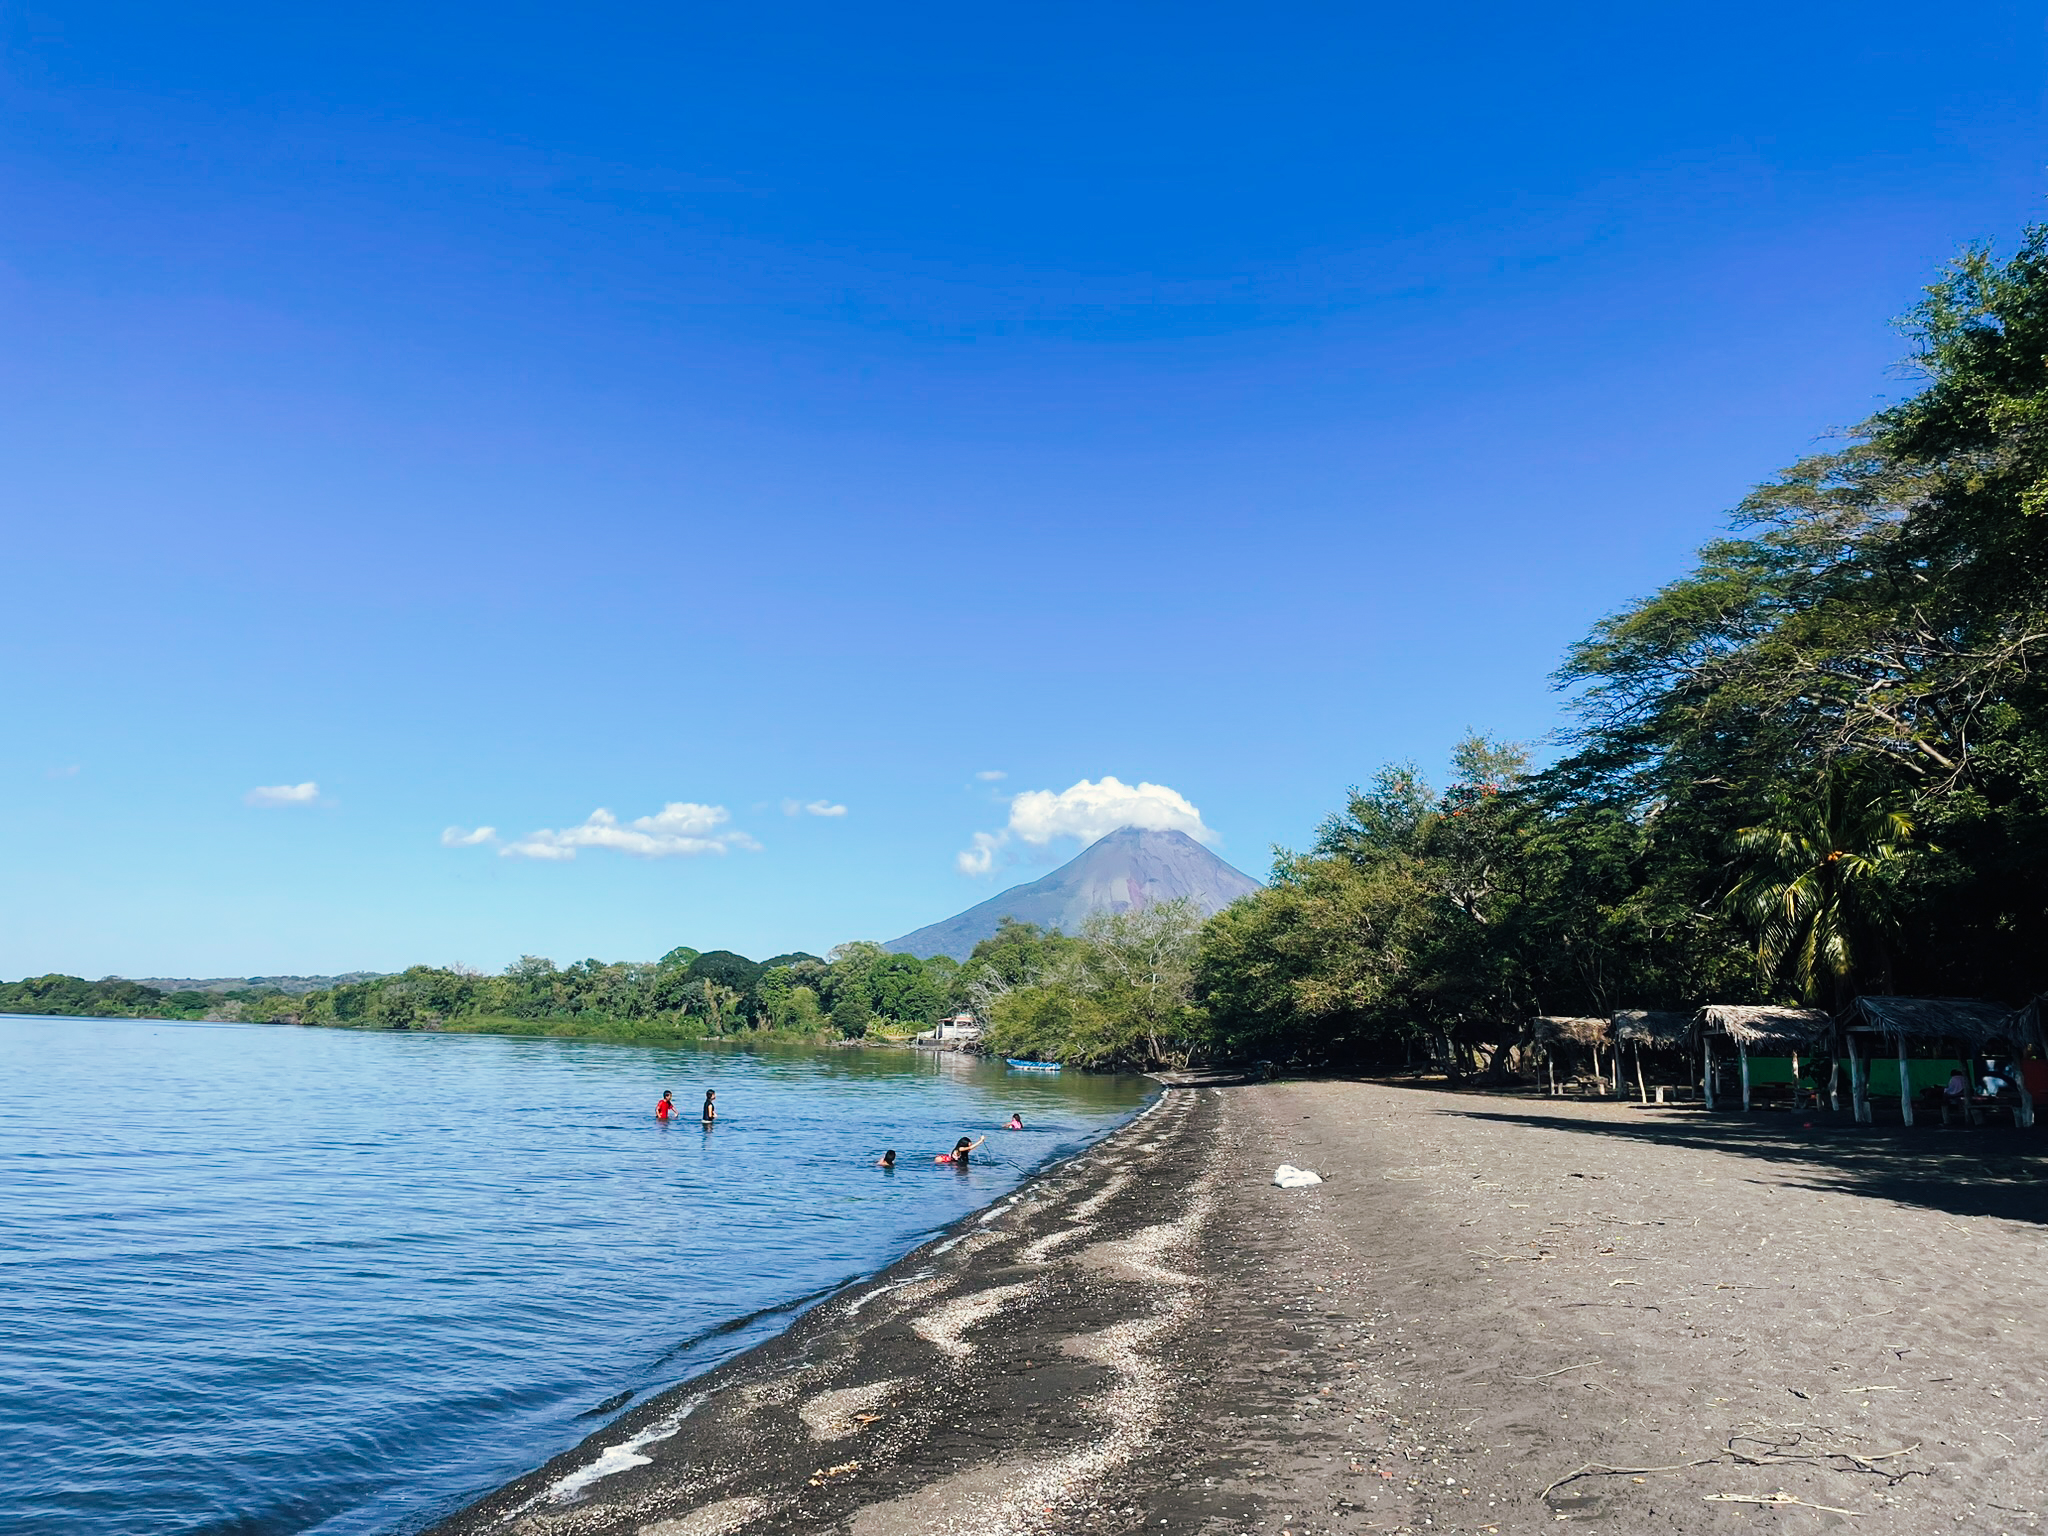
[1592,1037,1603,1093]
[1828,1058,1841,1113]
[1634,1042,1648,1105]
[1897,1032,1915,1127]
[1613,1042,1623,1096]
[1848,1030,1868,1123]
[1791,1049,1802,1110]
[1739,1041,1752,1112]
[1703,1033,1716,1111]
[2015,1065,2035,1131]
[1546,1051,1556,1096]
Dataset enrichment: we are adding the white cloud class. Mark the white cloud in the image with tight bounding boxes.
[441,825,498,847]
[975,769,1007,781]
[246,781,320,807]
[781,798,848,818]
[1008,776,1214,845]
[956,775,1215,876]
[956,830,1006,876]
[501,802,760,860]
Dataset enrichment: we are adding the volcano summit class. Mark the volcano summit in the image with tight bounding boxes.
[886,826,1262,961]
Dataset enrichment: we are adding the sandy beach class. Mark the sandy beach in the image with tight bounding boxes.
[428,1080,2048,1536]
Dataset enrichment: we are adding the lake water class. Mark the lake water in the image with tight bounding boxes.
[1,1015,1151,1536]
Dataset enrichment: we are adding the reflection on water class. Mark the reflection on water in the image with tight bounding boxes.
[0,1015,1150,1536]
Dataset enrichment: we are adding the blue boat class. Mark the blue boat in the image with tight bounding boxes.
[1005,1058,1062,1072]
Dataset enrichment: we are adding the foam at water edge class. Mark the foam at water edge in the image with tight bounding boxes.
[537,1390,717,1506]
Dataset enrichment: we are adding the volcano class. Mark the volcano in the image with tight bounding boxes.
[885,827,1262,961]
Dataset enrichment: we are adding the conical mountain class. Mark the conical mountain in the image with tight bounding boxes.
[885,827,1262,961]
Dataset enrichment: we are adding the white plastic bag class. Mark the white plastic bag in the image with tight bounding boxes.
[1272,1164,1323,1188]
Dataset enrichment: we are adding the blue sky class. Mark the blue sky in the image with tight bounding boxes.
[4,2,2044,977]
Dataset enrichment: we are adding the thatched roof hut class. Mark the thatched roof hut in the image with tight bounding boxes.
[1524,1016,1616,1096]
[1693,1004,1832,1049]
[1611,1009,1690,1049]
[1839,996,2036,1128]
[1530,1015,1611,1047]
[1841,995,2015,1047]
[1693,1006,1830,1112]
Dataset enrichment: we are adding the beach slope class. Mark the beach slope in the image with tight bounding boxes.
[429,1081,2048,1535]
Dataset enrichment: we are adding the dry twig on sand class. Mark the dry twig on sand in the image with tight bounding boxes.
[1511,1360,1603,1381]
[1541,1438,1923,1501]
[1704,1492,1864,1515]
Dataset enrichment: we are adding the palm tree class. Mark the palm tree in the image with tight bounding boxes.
[1728,768,1922,1005]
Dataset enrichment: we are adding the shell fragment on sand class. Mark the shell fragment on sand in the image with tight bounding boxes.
[1273,1164,1323,1188]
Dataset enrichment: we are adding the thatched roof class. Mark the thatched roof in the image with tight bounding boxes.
[1611,1009,1691,1048]
[1843,996,2017,1046]
[1530,1015,1611,1046]
[1694,1004,1831,1048]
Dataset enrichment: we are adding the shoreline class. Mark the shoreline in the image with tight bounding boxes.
[423,1079,2048,1536]
[423,1087,1201,1536]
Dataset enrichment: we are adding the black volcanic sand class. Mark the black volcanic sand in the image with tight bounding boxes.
[427,1082,2048,1536]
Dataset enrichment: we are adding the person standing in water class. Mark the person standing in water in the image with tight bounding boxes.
[656,1091,675,1122]
[876,1149,897,1169]
[701,1090,717,1124]
[1006,1113,1023,1130]
[936,1135,986,1165]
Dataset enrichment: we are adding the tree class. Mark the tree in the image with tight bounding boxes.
[1199,854,1425,1062]
[1728,768,1922,1005]
[1074,901,1209,1068]
[776,985,826,1031]
[978,902,1207,1070]
[823,942,885,1018]
[697,981,745,1035]
[866,953,946,1029]
[830,988,874,1038]
[685,951,764,1018]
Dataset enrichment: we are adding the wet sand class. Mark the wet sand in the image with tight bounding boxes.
[427,1080,2048,1535]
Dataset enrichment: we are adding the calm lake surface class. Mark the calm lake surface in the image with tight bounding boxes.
[1,1014,1152,1536]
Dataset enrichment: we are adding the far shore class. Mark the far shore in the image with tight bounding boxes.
[421,1078,2048,1535]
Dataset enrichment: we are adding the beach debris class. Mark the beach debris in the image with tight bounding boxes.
[1511,1359,1603,1382]
[1541,1437,1923,1501]
[1703,1492,1863,1515]
[797,1378,903,1442]
[806,1460,862,1488]
[1273,1165,1323,1188]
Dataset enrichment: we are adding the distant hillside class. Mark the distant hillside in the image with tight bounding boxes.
[126,973,388,996]
[887,827,1262,961]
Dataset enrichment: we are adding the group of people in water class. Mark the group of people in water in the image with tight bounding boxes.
[654,1089,715,1124]
[655,1088,1025,1167]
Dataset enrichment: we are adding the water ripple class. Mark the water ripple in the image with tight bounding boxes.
[0,1015,1147,1536]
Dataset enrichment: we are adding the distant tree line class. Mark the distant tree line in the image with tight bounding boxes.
[0,974,241,1021]
[3,941,993,1045]
[210,942,980,1042]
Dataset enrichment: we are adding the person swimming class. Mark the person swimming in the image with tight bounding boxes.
[656,1090,675,1121]
[701,1089,717,1124]
[1006,1113,1023,1130]
[936,1135,986,1165]
[877,1149,897,1169]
